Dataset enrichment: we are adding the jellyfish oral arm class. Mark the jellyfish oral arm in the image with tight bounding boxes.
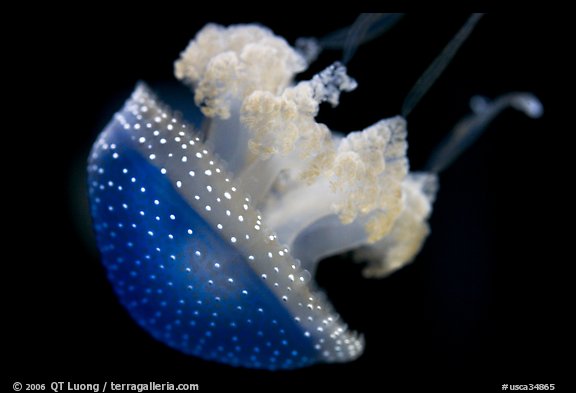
[171,24,441,281]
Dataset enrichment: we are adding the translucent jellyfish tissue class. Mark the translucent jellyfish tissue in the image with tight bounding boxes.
[87,23,542,370]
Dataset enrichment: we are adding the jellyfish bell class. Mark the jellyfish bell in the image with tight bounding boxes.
[88,19,541,370]
[88,82,363,369]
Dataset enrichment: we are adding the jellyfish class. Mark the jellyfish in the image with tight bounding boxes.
[87,16,542,370]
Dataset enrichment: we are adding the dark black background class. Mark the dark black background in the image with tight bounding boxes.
[8,13,569,391]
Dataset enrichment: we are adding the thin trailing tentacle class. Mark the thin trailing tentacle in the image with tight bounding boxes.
[341,13,402,64]
[426,92,543,174]
[320,13,403,50]
[296,13,403,64]
[401,13,484,117]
